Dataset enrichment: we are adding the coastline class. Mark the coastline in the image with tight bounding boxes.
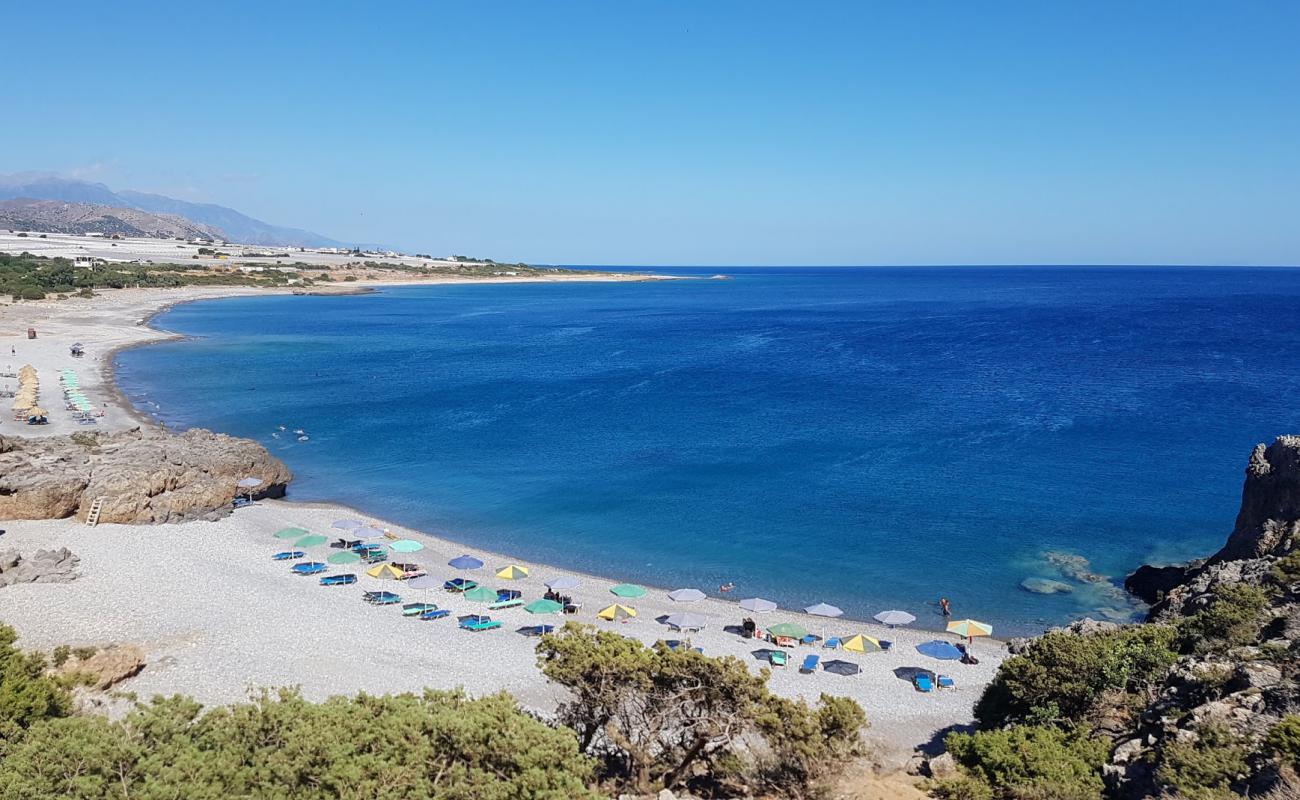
[0,276,1003,759]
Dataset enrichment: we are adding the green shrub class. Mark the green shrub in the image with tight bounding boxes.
[0,624,72,740]
[938,724,1110,800]
[1267,715,1300,769]
[1155,722,1249,800]
[974,625,1178,727]
[1178,583,1270,653]
[1271,551,1300,587]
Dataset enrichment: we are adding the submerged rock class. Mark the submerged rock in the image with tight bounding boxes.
[0,427,291,524]
[1021,577,1073,594]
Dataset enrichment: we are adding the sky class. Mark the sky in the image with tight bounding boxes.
[3,1,1298,266]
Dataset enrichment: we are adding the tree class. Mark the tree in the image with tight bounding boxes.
[932,723,1111,800]
[536,623,865,796]
[0,624,72,742]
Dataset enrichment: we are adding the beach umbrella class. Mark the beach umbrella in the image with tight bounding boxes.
[947,619,993,642]
[804,602,844,618]
[274,527,310,540]
[367,563,405,580]
[598,604,637,621]
[767,621,809,640]
[739,597,778,613]
[448,555,484,570]
[546,576,581,591]
[332,519,364,530]
[388,539,425,554]
[496,565,529,580]
[822,659,861,676]
[525,598,564,615]
[917,640,964,661]
[665,612,709,631]
[327,551,361,565]
[353,526,386,539]
[294,534,329,549]
[610,583,647,598]
[406,575,441,591]
[841,634,883,653]
[464,586,498,603]
[668,588,706,603]
[874,610,917,627]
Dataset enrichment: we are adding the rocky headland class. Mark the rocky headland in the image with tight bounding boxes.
[0,427,291,524]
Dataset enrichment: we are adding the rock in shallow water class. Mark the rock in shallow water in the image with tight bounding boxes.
[1021,577,1074,594]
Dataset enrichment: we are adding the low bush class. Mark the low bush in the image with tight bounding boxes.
[932,723,1110,800]
[1178,583,1270,653]
[1154,722,1249,800]
[1267,715,1300,769]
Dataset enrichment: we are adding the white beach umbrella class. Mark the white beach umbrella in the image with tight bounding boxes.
[546,576,581,591]
[664,612,710,631]
[352,527,385,539]
[668,588,706,603]
[804,602,843,618]
[739,597,778,613]
[332,519,364,530]
[874,609,917,627]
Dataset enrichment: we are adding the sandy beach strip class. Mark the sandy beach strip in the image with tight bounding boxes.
[0,282,1003,758]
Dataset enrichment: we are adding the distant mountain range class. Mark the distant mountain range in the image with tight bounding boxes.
[0,173,360,248]
[0,198,226,240]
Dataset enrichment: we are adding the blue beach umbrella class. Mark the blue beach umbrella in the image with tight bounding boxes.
[448,555,484,571]
[332,519,364,530]
[916,640,964,661]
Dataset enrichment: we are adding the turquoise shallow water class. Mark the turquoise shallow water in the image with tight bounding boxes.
[114,267,1300,635]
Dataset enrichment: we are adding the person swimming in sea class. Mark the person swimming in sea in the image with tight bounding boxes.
[939,597,952,617]
[719,582,735,593]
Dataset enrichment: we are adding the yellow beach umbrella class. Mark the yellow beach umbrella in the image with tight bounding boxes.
[598,604,637,621]
[496,564,529,580]
[366,563,405,580]
[27,406,47,417]
[840,634,883,653]
[946,619,993,641]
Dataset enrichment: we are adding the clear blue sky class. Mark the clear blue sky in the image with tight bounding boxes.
[5,1,1298,265]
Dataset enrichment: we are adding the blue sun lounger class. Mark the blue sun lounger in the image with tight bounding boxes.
[402,603,438,617]
[914,673,934,692]
[937,674,955,689]
[291,562,328,575]
[801,654,820,673]
[320,573,357,586]
[459,615,502,631]
[364,591,402,605]
[444,578,477,592]
[419,609,451,621]
[488,598,524,611]
[272,550,305,561]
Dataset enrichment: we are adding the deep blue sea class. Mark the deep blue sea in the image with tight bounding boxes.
[114,267,1300,635]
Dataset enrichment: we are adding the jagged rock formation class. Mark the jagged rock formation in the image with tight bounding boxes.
[0,427,291,524]
[0,547,79,586]
[60,644,146,690]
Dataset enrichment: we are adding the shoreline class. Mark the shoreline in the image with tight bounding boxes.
[0,276,1004,758]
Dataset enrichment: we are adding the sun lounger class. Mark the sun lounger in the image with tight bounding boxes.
[801,654,820,673]
[522,624,556,637]
[419,609,451,620]
[823,637,840,649]
[488,598,524,611]
[879,639,893,651]
[444,578,477,592]
[459,615,502,631]
[496,589,522,601]
[319,574,357,586]
[774,636,797,648]
[272,550,306,561]
[402,603,439,617]
[769,651,788,667]
[801,634,820,646]
[290,562,327,575]
[364,591,401,605]
[913,674,934,692]
[937,675,955,689]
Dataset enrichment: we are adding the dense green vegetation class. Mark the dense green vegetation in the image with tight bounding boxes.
[537,623,866,798]
[0,622,868,798]
[1177,583,1271,653]
[974,625,1179,728]
[931,724,1112,800]
[0,252,278,300]
[1154,723,1251,800]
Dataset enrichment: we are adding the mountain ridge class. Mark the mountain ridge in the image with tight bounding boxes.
[0,173,359,248]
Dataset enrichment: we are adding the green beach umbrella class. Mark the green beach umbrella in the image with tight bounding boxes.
[294,534,329,548]
[464,586,498,603]
[388,539,424,553]
[610,583,647,598]
[768,622,810,640]
[327,551,361,565]
[274,527,310,540]
[525,598,563,615]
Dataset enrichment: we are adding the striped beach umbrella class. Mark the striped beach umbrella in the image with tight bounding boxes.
[598,603,637,621]
[947,618,993,644]
[840,634,882,653]
[496,565,529,580]
[366,563,405,580]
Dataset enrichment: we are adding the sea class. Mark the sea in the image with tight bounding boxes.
[113,266,1300,636]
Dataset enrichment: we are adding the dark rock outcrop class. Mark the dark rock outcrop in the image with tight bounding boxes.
[0,547,79,586]
[0,427,291,524]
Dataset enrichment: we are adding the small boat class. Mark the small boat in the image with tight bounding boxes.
[293,429,306,435]
[272,550,306,561]
[278,425,287,431]
[297,435,310,442]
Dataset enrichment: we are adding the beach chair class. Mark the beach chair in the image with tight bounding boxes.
[272,550,306,561]
[488,598,524,611]
[419,609,451,621]
[444,578,477,592]
[402,602,438,617]
[320,574,357,586]
[801,654,820,673]
[496,589,522,601]
[769,650,788,667]
[823,637,840,650]
[459,615,502,632]
[879,639,893,651]
[800,634,820,646]
[365,591,401,605]
[291,562,327,575]
[913,673,934,692]
[774,636,797,648]
[937,675,955,689]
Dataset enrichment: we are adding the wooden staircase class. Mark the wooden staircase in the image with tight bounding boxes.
[85,496,109,527]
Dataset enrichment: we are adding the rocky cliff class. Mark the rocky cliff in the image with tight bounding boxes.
[0,427,291,524]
